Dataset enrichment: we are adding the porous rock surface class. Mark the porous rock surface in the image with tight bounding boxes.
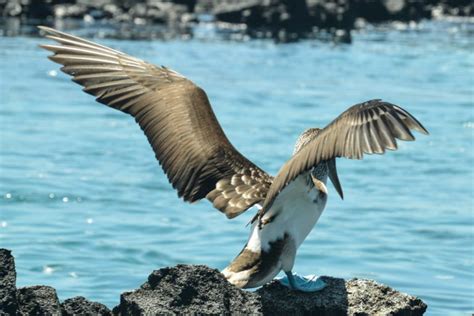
[1,0,472,40]
[0,249,112,316]
[113,264,427,315]
[113,264,262,315]
[16,285,62,315]
[61,296,112,316]
[0,249,18,315]
[259,277,427,315]
[346,278,427,315]
[0,248,426,315]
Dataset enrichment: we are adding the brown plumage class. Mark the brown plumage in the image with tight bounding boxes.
[39,27,428,223]
[260,100,429,214]
[39,26,272,219]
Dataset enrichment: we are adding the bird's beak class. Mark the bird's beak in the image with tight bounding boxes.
[311,174,328,195]
[328,158,344,199]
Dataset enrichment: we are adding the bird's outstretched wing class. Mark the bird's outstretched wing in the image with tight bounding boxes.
[39,26,272,219]
[261,99,428,212]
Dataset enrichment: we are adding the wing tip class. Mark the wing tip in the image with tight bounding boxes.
[37,25,50,31]
[391,103,430,136]
[417,124,430,135]
[38,25,57,36]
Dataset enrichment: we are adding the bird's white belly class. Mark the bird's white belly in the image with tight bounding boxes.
[247,172,328,253]
[285,191,327,248]
[223,172,328,288]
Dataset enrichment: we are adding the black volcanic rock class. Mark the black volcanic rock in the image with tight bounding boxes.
[306,0,355,31]
[0,248,428,315]
[258,277,350,315]
[0,249,18,315]
[258,277,427,315]
[213,0,312,41]
[1,0,473,40]
[349,0,432,23]
[113,265,262,315]
[17,285,62,315]
[113,264,427,315]
[61,296,112,316]
[345,278,427,315]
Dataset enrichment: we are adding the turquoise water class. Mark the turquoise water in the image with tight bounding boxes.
[0,20,473,314]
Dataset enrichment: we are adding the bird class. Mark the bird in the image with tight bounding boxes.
[39,26,429,292]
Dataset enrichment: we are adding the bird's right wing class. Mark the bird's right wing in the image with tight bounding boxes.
[260,99,428,213]
[39,26,272,219]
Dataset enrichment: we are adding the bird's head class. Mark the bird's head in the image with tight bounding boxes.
[293,128,344,199]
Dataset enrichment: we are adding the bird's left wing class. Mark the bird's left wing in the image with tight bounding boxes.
[39,26,272,219]
[261,99,428,213]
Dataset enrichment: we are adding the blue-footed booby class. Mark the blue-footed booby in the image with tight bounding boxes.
[39,26,429,292]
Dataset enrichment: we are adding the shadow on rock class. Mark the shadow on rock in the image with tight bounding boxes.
[258,277,349,315]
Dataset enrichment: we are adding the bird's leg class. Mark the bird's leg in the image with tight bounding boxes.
[285,271,298,290]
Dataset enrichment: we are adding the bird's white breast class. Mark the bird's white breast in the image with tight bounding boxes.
[247,172,328,253]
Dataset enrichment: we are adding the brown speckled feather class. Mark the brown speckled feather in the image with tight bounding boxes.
[39,26,272,218]
[206,169,271,218]
[261,99,428,213]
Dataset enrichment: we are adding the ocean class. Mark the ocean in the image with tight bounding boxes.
[0,19,473,314]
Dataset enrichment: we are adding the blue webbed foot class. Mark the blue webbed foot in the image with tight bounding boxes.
[277,271,326,292]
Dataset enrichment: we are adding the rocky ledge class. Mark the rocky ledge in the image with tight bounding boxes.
[0,0,472,41]
[0,248,427,315]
